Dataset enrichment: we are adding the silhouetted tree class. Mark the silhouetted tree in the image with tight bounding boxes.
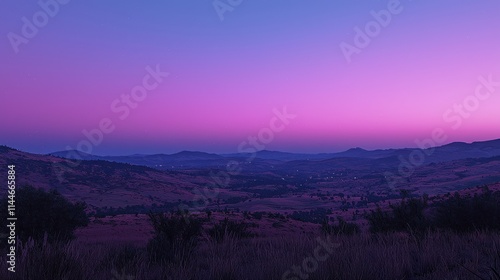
[0,185,88,243]
[147,211,202,263]
[366,197,429,233]
[433,190,500,232]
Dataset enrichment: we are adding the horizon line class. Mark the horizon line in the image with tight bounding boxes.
[2,137,500,158]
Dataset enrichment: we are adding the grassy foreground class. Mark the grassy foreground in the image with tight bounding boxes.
[0,230,499,280]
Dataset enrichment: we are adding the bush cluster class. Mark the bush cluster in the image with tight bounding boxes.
[147,211,255,262]
[366,188,500,233]
[0,185,88,244]
[321,216,360,236]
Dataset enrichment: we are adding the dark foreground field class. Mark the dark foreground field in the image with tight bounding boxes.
[1,182,499,280]
[0,231,499,280]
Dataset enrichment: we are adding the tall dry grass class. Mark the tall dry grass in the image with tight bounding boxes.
[0,230,499,280]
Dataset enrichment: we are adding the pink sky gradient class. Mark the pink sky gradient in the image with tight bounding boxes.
[1,0,499,154]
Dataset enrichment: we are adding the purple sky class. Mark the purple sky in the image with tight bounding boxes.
[1,0,500,155]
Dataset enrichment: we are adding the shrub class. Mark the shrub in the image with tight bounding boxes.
[366,189,500,234]
[321,216,360,236]
[250,212,263,220]
[365,206,394,233]
[433,190,500,232]
[390,197,430,232]
[366,197,430,233]
[0,185,89,243]
[146,211,202,263]
[207,218,254,242]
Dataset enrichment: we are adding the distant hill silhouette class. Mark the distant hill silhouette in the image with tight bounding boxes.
[1,141,500,211]
[48,138,500,168]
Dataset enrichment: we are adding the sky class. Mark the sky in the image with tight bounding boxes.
[1,0,500,155]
